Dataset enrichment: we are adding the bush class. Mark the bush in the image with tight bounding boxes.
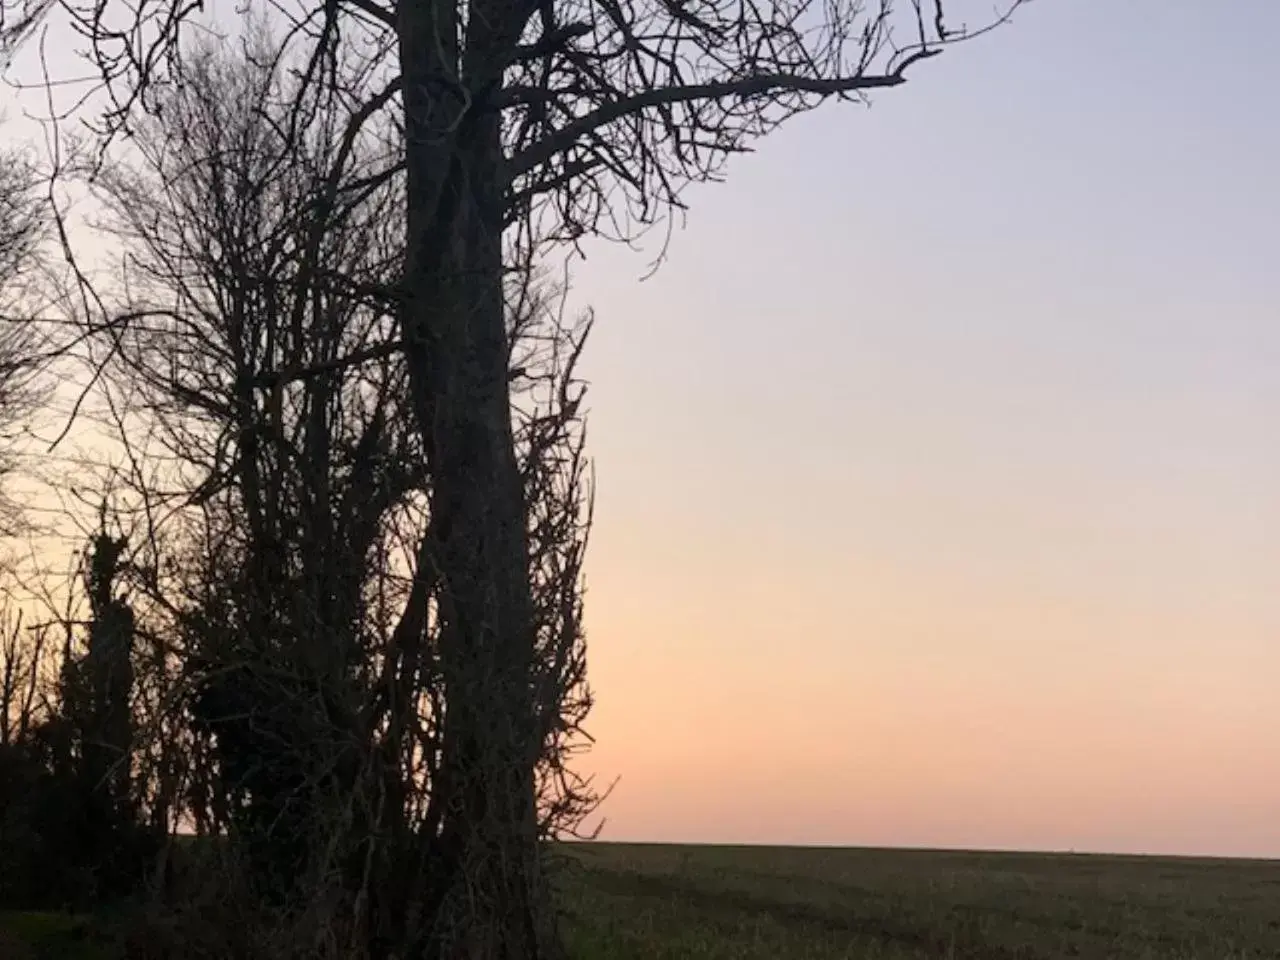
[0,733,159,910]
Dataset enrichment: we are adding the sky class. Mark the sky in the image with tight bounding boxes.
[5,0,1280,858]
[564,0,1280,857]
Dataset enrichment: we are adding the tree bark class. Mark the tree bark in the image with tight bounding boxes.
[398,1,556,954]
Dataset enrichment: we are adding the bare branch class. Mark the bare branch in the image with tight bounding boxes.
[506,48,940,180]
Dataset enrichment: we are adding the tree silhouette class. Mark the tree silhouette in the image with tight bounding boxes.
[36,0,1027,954]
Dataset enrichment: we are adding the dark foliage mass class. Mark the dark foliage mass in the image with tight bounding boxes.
[0,534,159,910]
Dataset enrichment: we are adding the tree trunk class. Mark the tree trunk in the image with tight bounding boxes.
[398,4,558,955]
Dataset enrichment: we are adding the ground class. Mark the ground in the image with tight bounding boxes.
[5,844,1280,958]
[557,843,1280,959]
[0,911,106,959]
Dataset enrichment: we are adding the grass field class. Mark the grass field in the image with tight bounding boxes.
[6,844,1280,958]
[557,843,1280,959]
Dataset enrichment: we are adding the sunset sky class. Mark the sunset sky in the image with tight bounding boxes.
[6,0,1280,858]
[566,0,1280,857]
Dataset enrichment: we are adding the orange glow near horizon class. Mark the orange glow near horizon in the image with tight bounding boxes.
[578,512,1280,856]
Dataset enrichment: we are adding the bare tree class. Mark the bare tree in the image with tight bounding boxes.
[39,0,1027,955]
[0,605,47,747]
[0,0,53,70]
[0,123,48,795]
[85,34,423,905]
[0,122,46,537]
[61,31,598,955]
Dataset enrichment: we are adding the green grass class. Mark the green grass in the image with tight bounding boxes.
[556,843,1280,959]
[0,910,110,959]
[7,844,1280,958]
